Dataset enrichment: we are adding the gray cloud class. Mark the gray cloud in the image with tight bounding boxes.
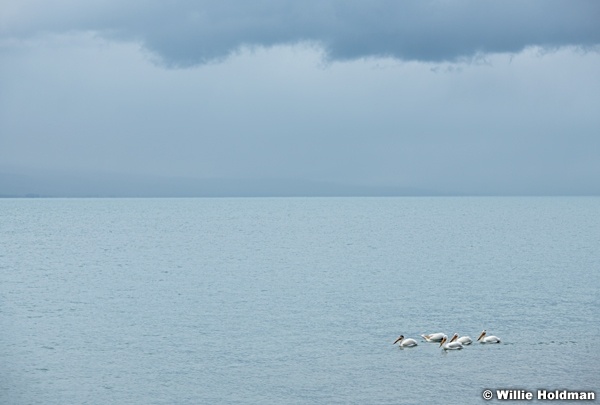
[3,0,600,66]
[1,1,600,196]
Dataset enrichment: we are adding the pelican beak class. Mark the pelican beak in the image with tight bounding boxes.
[393,336,402,345]
[478,330,486,341]
[439,337,446,347]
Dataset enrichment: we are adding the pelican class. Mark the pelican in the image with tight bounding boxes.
[477,330,501,343]
[421,333,445,342]
[439,335,463,350]
[450,333,473,345]
[393,335,418,348]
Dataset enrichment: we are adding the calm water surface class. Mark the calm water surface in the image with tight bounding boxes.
[1,197,599,404]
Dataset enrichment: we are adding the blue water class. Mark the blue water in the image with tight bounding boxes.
[1,197,599,404]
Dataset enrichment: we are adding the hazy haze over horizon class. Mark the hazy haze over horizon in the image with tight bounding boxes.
[1,1,600,196]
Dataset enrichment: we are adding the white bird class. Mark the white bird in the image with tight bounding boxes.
[477,330,501,343]
[393,335,418,348]
[450,333,473,345]
[439,335,463,350]
[421,333,445,342]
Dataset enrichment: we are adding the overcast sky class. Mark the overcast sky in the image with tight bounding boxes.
[1,0,599,195]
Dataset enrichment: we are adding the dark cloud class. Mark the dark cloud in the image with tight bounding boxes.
[1,1,599,196]
[4,1,600,66]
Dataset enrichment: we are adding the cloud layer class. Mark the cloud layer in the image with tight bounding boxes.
[3,0,600,66]
[2,1,600,196]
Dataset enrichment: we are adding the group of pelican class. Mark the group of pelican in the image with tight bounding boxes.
[393,330,501,350]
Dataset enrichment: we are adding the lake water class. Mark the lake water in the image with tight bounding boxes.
[1,197,599,404]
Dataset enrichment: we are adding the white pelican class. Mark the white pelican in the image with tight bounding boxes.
[439,335,463,350]
[477,330,501,343]
[421,333,445,342]
[450,333,473,345]
[393,335,418,348]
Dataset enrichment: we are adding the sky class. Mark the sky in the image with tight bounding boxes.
[1,0,600,196]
